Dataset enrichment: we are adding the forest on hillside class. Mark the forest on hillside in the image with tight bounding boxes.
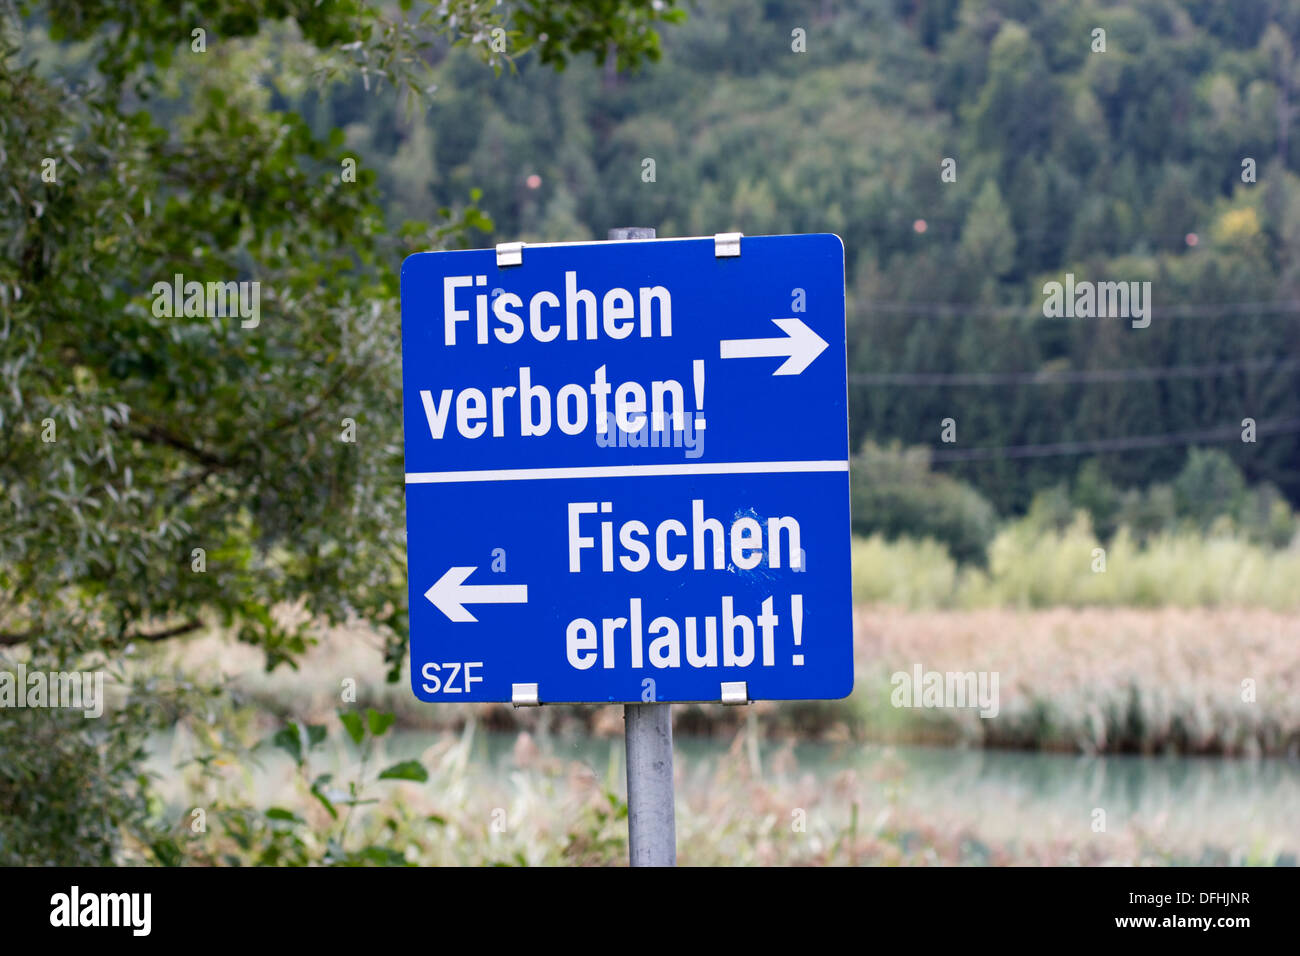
[303,0,1300,518]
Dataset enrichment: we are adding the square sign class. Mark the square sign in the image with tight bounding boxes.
[400,233,851,704]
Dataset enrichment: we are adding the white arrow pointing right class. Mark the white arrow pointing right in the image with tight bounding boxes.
[424,566,528,623]
[719,318,829,375]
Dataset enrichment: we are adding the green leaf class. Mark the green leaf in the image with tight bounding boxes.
[310,774,339,820]
[338,711,364,745]
[355,845,411,866]
[150,837,183,867]
[270,724,303,764]
[366,709,396,738]
[377,760,427,782]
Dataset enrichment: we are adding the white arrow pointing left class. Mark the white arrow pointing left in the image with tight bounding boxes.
[424,566,528,623]
[719,317,829,376]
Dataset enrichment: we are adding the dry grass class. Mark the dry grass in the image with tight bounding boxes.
[854,606,1300,755]
[155,602,1300,755]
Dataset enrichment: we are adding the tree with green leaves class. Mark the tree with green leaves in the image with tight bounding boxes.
[0,0,681,865]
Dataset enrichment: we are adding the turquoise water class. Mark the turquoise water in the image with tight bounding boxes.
[146,728,1300,862]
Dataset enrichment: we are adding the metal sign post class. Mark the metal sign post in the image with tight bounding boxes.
[624,698,676,865]
[608,227,677,867]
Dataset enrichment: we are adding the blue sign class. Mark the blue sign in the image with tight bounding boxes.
[400,234,851,704]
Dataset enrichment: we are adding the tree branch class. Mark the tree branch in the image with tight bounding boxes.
[119,422,233,471]
[0,618,203,647]
[129,618,204,642]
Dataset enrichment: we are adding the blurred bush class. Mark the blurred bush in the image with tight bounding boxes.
[1066,449,1296,548]
[849,442,998,565]
[852,519,1300,611]
[0,679,149,866]
[1173,448,1248,530]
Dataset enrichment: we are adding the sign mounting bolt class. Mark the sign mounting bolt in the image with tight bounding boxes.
[496,241,524,267]
[720,681,749,705]
[714,232,743,257]
[511,682,540,707]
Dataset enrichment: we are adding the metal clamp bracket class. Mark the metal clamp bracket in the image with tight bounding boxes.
[511,682,540,707]
[496,241,524,267]
[714,232,742,258]
[720,681,749,705]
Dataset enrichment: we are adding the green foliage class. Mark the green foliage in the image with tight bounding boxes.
[1114,483,1178,542]
[1236,480,1299,547]
[377,759,427,781]
[1061,446,1297,545]
[852,521,1300,611]
[849,534,963,609]
[27,0,683,95]
[959,180,1016,282]
[850,442,997,564]
[1,0,683,865]
[511,0,686,72]
[560,789,628,866]
[341,0,1300,512]
[176,708,429,866]
[0,705,140,864]
[1022,483,1076,535]
[1071,460,1122,539]
[1173,447,1247,529]
[2,21,408,676]
[0,664,212,865]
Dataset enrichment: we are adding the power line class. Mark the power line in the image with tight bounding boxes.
[879,225,1250,248]
[849,356,1300,386]
[858,300,1300,319]
[926,418,1300,462]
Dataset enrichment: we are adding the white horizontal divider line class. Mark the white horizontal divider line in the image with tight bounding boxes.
[405,460,849,484]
